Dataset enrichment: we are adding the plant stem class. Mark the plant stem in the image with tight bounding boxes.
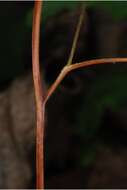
[31,0,127,189]
[45,57,127,103]
[32,1,45,189]
[66,4,85,66]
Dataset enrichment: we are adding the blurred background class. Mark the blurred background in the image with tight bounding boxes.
[0,1,127,189]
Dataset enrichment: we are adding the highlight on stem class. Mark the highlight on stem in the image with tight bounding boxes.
[32,1,45,189]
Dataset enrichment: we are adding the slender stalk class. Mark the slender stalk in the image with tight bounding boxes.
[45,57,127,103]
[67,4,85,66]
[32,1,45,189]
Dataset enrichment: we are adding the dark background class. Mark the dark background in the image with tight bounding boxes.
[1,1,127,189]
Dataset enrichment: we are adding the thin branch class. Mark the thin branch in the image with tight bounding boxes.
[45,57,127,103]
[31,1,127,189]
[44,4,86,103]
[67,4,85,66]
[32,1,45,189]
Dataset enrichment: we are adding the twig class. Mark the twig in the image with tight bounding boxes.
[44,3,86,103]
[45,57,127,103]
[67,4,85,66]
[32,1,45,189]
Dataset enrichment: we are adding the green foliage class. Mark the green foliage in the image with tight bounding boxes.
[42,1,127,21]
[90,1,127,20]
[43,1,78,21]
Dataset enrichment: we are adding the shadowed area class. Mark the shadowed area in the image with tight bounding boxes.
[0,2,127,188]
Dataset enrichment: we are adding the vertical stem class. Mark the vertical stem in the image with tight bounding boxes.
[32,1,45,189]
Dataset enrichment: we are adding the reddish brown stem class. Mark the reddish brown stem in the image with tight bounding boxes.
[45,57,127,103]
[32,1,45,189]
